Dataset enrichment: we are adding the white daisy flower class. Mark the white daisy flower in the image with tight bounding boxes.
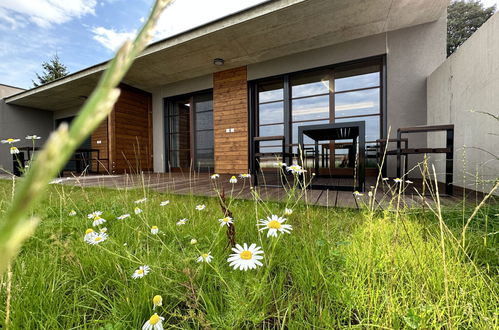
[382,177,389,181]
[142,313,164,330]
[92,217,106,227]
[393,178,402,183]
[152,295,163,309]
[68,210,77,216]
[196,252,213,263]
[286,164,306,175]
[134,207,143,214]
[151,226,159,234]
[229,176,237,184]
[132,265,151,279]
[210,173,220,179]
[176,218,188,226]
[88,211,103,219]
[273,162,287,167]
[87,232,108,245]
[117,214,130,220]
[353,191,364,197]
[84,228,96,242]
[239,173,251,178]
[195,204,206,211]
[218,216,233,227]
[10,146,19,154]
[190,238,198,245]
[405,180,413,184]
[160,200,170,206]
[227,243,264,271]
[100,227,108,233]
[1,138,20,144]
[257,215,293,238]
[25,135,41,140]
[284,208,293,215]
[134,198,147,204]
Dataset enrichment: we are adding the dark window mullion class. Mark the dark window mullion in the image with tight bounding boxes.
[283,75,291,161]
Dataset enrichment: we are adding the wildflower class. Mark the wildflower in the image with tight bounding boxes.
[382,177,389,181]
[195,204,206,211]
[227,243,264,271]
[353,191,364,197]
[86,232,108,245]
[68,210,77,216]
[258,215,293,237]
[134,207,143,215]
[117,214,130,220]
[88,211,103,219]
[151,226,159,234]
[229,176,237,184]
[152,295,163,309]
[393,178,402,183]
[287,164,306,175]
[1,138,20,144]
[92,216,106,227]
[368,191,373,197]
[84,228,96,242]
[218,216,233,227]
[132,265,150,279]
[196,252,213,263]
[176,218,187,226]
[239,173,251,178]
[142,313,164,330]
[25,135,41,140]
[134,198,147,204]
[100,227,108,233]
[284,208,293,215]
[160,200,170,206]
[190,238,198,245]
[210,173,219,179]
[273,162,287,167]
[10,146,19,154]
[405,180,413,184]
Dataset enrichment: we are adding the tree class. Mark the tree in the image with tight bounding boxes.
[32,54,69,87]
[448,0,496,56]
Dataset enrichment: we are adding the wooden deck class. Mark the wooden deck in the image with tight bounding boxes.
[48,172,464,209]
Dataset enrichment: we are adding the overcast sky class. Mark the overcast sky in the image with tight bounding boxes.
[0,0,497,89]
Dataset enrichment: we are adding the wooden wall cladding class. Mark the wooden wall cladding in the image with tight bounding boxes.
[90,117,109,173]
[213,66,249,174]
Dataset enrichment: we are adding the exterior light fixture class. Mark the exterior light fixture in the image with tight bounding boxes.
[213,58,225,66]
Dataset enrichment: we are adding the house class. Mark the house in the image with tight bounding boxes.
[0,0,497,193]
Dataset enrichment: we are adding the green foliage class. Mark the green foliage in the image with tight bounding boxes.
[448,0,496,56]
[32,54,69,87]
[0,181,497,328]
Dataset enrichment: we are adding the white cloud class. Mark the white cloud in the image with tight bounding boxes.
[0,0,97,28]
[91,27,136,52]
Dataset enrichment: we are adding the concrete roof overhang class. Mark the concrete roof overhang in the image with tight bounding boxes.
[6,0,448,111]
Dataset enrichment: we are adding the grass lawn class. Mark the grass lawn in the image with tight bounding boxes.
[0,178,497,329]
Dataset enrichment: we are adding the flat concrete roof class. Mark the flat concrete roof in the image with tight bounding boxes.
[6,0,448,111]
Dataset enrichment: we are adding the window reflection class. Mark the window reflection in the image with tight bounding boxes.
[291,70,329,97]
[335,89,380,117]
[292,95,329,121]
[258,80,283,103]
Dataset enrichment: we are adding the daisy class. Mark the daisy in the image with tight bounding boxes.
[382,177,389,181]
[10,146,19,154]
[176,218,187,226]
[117,214,130,220]
[239,173,251,178]
[190,238,198,245]
[100,227,108,233]
[353,191,364,197]
[134,198,147,204]
[134,207,143,214]
[284,208,293,215]
[405,180,413,184]
[160,200,170,206]
[142,313,164,330]
[195,204,206,211]
[92,216,106,227]
[152,295,163,309]
[86,232,108,245]
[25,135,41,140]
[68,210,77,216]
[368,191,373,197]
[229,176,237,184]
[273,162,287,167]
[393,178,403,183]
[287,164,306,175]
[257,215,293,237]
[84,228,96,242]
[1,138,20,144]
[210,173,220,179]
[218,216,233,227]
[88,211,103,219]
[151,226,159,234]
[132,265,151,279]
[227,243,264,271]
[196,252,213,263]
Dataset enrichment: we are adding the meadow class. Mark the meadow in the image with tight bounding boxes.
[0,176,497,329]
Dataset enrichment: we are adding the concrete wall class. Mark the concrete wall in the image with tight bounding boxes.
[150,16,446,174]
[427,12,499,194]
[0,100,53,173]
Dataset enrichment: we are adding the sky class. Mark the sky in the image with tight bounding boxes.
[0,0,268,89]
[0,0,497,90]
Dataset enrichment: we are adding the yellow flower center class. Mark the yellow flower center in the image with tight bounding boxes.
[268,220,282,229]
[152,226,158,230]
[202,253,209,259]
[137,269,144,274]
[85,229,94,234]
[149,314,160,325]
[94,216,101,220]
[223,217,230,222]
[7,139,14,142]
[240,250,252,260]
[94,236,102,242]
[153,295,162,305]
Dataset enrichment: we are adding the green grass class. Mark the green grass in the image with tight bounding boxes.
[0,179,497,329]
